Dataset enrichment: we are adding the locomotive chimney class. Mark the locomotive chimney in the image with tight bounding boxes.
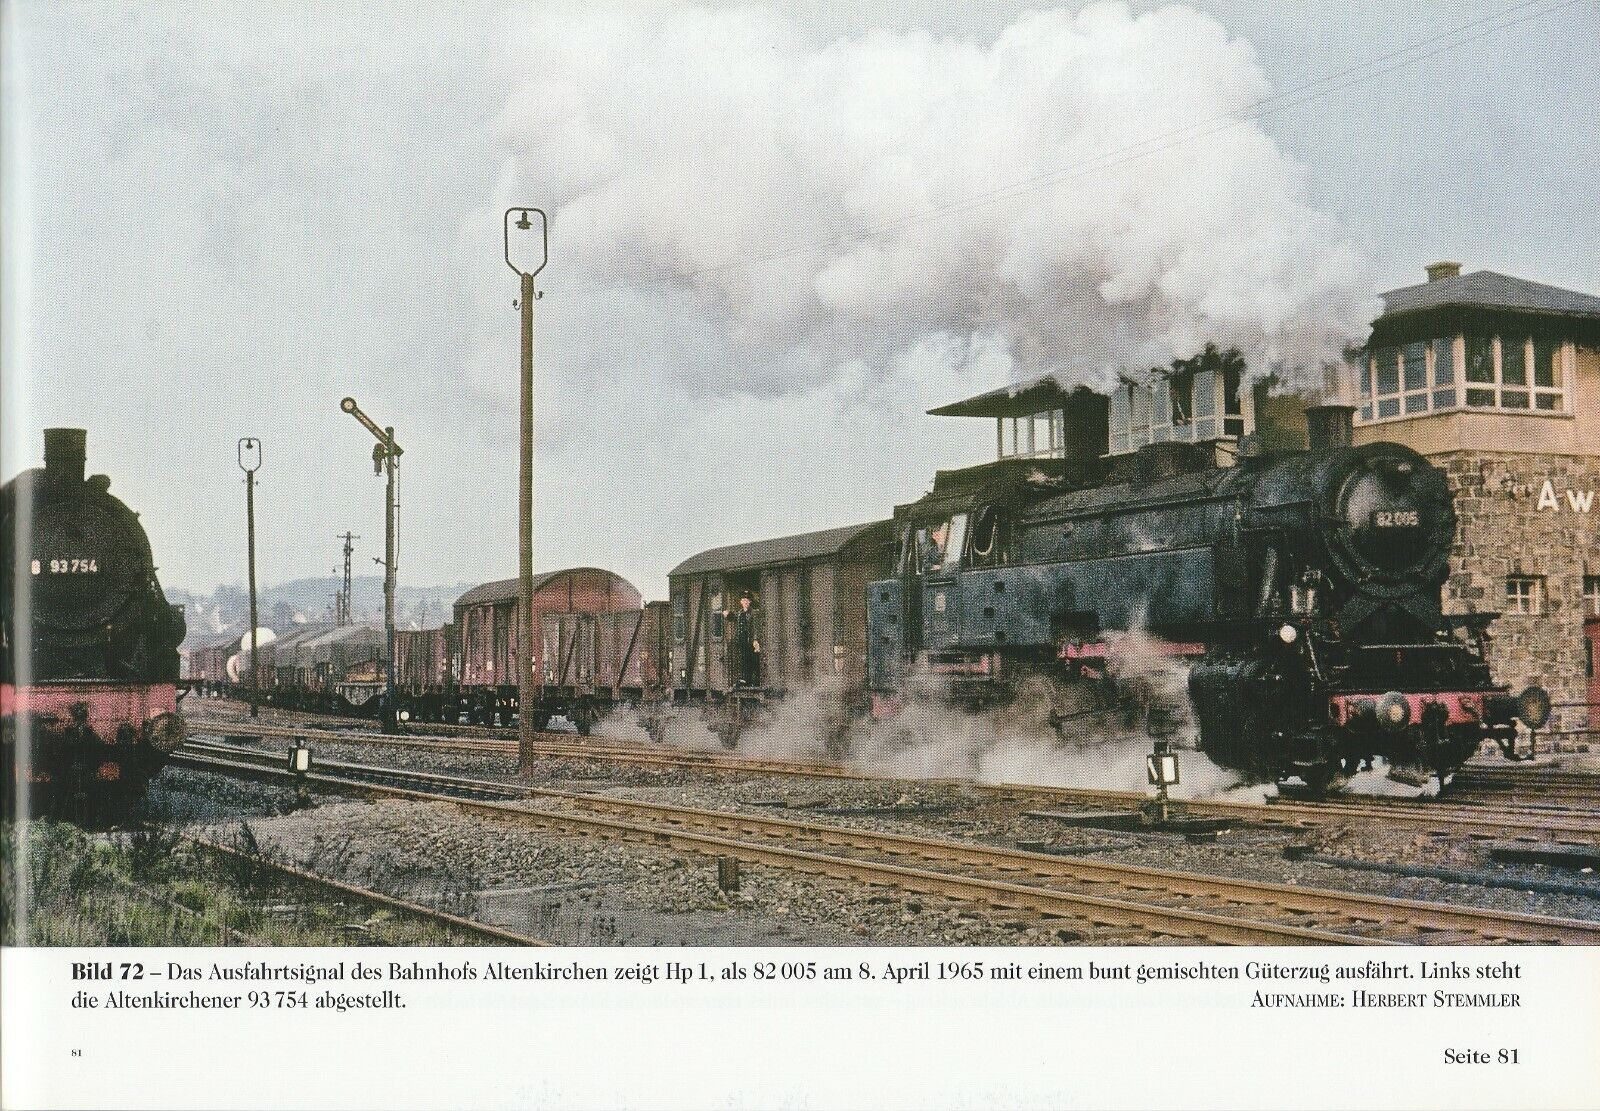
[43,427,87,488]
[1304,404,1355,452]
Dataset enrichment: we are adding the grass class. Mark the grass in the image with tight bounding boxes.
[2,818,498,947]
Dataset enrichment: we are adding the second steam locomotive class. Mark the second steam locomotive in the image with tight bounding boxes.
[2,429,187,819]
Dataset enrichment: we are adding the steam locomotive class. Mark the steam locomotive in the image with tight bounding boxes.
[1,429,187,821]
[866,404,1549,789]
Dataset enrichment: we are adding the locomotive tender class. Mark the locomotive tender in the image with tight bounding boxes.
[865,402,1550,787]
[2,429,187,819]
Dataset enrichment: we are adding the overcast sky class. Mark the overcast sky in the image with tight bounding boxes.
[4,1,1596,602]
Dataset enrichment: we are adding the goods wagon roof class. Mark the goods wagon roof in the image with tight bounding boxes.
[454,568,635,610]
[186,629,247,652]
[669,521,891,579]
[267,624,338,651]
[297,624,383,650]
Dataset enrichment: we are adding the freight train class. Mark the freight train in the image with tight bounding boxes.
[194,569,669,734]
[186,398,1550,790]
[2,429,187,820]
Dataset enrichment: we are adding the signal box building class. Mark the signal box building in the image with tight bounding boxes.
[1352,264,1600,733]
[929,263,1600,736]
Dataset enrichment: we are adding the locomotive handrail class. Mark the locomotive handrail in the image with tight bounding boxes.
[1021,488,1238,525]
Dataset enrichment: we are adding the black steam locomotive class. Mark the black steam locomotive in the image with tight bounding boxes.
[1,429,187,820]
[867,405,1548,789]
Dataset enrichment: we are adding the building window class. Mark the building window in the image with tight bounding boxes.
[1431,337,1456,410]
[996,409,1069,460]
[1463,335,1567,413]
[1584,575,1600,617]
[1505,575,1543,616]
[1465,334,1495,407]
[1108,389,1131,456]
[1223,364,1245,436]
[1106,369,1251,456]
[1357,335,1572,422]
[1532,338,1567,410]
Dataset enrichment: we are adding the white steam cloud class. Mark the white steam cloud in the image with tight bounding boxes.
[500,1,1377,395]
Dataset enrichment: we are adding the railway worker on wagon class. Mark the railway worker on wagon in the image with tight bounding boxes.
[730,592,762,687]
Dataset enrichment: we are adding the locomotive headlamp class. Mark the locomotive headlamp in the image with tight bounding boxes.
[1515,686,1552,730]
[287,740,313,774]
[398,709,412,723]
[1277,623,1299,644]
[1376,691,1411,731]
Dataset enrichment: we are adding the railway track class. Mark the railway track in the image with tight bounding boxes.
[183,720,1600,844]
[172,829,545,946]
[1449,767,1600,809]
[168,740,1600,946]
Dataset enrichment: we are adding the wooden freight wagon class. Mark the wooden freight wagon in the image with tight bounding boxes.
[183,631,239,692]
[453,568,643,727]
[393,624,458,722]
[538,603,670,733]
[666,521,894,747]
[291,625,386,712]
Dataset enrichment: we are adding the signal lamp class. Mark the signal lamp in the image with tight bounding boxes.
[1277,624,1298,644]
[1146,740,1180,788]
[287,740,313,775]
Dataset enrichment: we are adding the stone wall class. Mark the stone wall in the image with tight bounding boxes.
[1434,451,1600,731]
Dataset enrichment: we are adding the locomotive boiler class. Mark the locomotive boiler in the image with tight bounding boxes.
[1,428,187,820]
[866,405,1549,789]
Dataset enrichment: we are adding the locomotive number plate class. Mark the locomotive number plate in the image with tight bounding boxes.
[31,558,100,574]
[1371,510,1420,528]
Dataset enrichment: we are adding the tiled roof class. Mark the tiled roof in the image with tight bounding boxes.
[1381,270,1600,319]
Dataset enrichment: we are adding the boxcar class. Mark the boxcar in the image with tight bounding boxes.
[183,631,239,693]
[454,567,645,729]
[393,624,458,721]
[538,602,671,732]
[665,521,894,746]
[281,624,385,712]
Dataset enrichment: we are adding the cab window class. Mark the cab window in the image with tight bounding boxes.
[918,514,968,573]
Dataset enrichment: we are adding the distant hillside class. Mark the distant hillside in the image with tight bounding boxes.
[171,575,474,651]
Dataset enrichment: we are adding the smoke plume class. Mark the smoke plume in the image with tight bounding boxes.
[499,1,1378,395]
